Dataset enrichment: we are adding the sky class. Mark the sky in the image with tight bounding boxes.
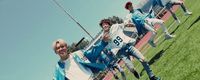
[0,0,142,80]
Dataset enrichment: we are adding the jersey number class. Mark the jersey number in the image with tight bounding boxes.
[113,36,123,46]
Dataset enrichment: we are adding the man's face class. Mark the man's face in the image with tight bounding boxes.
[55,43,68,58]
[127,5,133,11]
[102,22,110,32]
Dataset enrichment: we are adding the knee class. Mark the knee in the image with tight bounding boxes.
[139,58,146,62]
[174,1,183,4]
[152,31,157,35]
[155,19,164,24]
[125,63,134,69]
[159,20,164,24]
[119,68,124,72]
[179,1,184,4]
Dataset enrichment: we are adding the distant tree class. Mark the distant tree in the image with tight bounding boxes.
[108,16,124,24]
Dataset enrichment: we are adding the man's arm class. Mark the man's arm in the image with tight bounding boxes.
[124,14,135,27]
[53,64,67,80]
[84,32,109,63]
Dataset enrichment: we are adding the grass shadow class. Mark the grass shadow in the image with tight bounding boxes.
[170,16,190,34]
[139,40,175,76]
[187,16,200,30]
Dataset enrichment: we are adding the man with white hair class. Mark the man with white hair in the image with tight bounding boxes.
[52,33,109,80]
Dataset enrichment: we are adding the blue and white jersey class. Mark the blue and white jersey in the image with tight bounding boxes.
[125,9,150,36]
[53,50,93,80]
[53,40,108,80]
[106,24,136,55]
[64,51,93,80]
[131,9,150,25]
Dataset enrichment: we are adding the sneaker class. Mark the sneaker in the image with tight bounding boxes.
[113,74,119,79]
[185,11,192,15]
[121,72,127,80]
[148,40,156,47]
[165,34,175,40]
[150,76,161,80]
[132,70,140,79]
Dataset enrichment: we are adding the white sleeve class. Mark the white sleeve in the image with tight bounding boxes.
[112,24,125,29]
[124,14,133,25]
[118,23,125,29]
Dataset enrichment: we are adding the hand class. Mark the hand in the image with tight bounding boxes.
[125,23,134,27]
[102,32,110,42]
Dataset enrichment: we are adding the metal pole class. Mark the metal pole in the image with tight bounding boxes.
[75,37,85,47]
[53,0,94,40]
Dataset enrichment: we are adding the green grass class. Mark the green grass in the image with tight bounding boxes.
[115,0,200,80]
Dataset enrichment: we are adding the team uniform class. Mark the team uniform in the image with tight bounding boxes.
[125,9,174,47]
[55,51,93,80]
[106,24,136,53]
[124,11,148,37]
[53,40,108,80]
[105,23,157,79]
[152,0,192,23]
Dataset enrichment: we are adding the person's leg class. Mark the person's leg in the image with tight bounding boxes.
[109,67,119,80]
[144,19,156,32]
[166,6,181,24]
[121,56,140,79]
[143,20,157,47]
[114,63,127,80]
[146,18,168,34]
[127,46,160,80]
[147,18,175,40]
[171,0,192,15]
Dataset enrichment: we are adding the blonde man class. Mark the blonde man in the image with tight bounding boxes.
[52,33,109,80]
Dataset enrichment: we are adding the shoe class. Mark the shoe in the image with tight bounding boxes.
[148,40,156,47]
[165,34,175,40]
[150,76,161,80]
[185,11,192,15]
[113,74,119,79]
[132,70,140,79]
[121,72,127,80]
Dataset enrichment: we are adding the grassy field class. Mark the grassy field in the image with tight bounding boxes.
[117,0,200,80]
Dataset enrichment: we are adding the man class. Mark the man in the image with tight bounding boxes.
[99,19,160,80]
[52,33,109,80]
[152,0,192,24]
[125,1,175,47]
